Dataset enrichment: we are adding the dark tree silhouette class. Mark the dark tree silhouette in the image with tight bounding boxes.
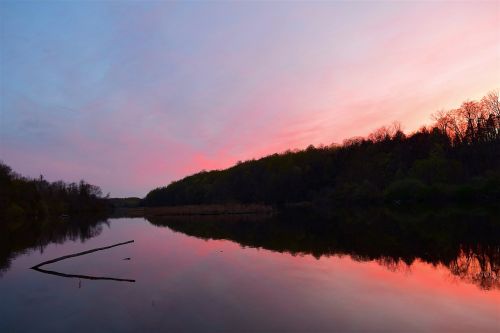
[0,162,109,228]
[143,91,500,207]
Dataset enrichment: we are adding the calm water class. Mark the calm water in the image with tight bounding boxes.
[1,212,499,332]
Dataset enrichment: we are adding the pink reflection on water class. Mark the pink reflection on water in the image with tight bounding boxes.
[2,217,499,332]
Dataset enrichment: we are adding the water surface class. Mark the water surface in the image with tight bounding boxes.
[1,210,499,332]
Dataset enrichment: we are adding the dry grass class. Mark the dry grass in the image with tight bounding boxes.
[120,204,273,217]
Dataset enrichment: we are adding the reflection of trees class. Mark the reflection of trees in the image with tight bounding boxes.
[448,246,500,290]
[375,257,412,274]
[148,206,500,291]
[0,215,109,277]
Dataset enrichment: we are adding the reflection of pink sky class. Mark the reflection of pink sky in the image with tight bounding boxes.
[11,217,500,331]
[173,239,500,332]
[121,220,500,331]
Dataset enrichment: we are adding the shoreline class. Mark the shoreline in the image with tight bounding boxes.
[115,203,274,217]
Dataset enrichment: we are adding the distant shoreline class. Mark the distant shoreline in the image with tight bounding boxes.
[115,203,274,217]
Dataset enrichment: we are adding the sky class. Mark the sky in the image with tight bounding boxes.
[0,1,499,197]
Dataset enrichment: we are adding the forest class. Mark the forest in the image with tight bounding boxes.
[143,91,500,206]
[0,163,108,229]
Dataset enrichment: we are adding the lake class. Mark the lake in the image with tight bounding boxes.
[1,208,499,332]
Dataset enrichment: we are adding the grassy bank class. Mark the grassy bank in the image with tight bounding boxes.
[116,203,273,217]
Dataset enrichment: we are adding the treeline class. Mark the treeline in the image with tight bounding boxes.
[143,91,500,206]
[0,163,108,227]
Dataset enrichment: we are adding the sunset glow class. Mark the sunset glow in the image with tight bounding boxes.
[1,1,498,196]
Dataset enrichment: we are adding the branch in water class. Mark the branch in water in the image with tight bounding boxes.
[31,240,135,283]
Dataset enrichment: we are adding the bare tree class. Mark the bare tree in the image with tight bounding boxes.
[482,90,500,117]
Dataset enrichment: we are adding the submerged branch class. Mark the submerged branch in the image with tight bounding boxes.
[31,240,134,269]
[30,240,135,282]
